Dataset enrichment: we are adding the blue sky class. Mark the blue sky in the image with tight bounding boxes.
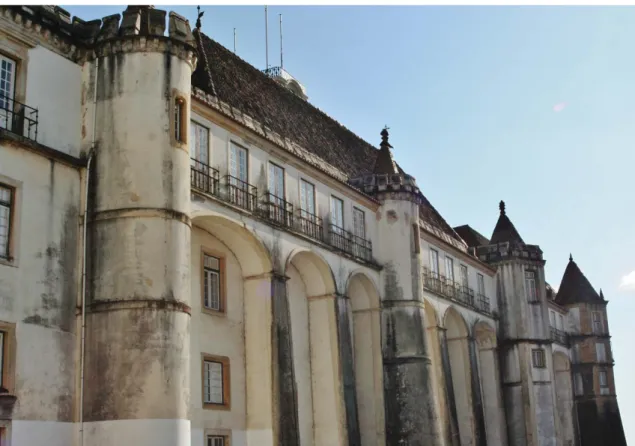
[66,5,635,439]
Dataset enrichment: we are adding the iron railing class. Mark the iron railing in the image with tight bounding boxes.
[422,268,491,315]
[224,175,257,212]
[550,327,568,346]
[262,192,293,228]
[190,159,219,196]
[297,209,324,242]
[329,223,352,254]
[351,232,372,262]
[0,93,38,141]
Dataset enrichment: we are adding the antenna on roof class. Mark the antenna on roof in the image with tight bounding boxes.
[233,27,236,53]
[264,6,269,70]
[279,13,283,69]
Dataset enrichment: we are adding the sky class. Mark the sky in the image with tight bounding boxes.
[65,4,634,439]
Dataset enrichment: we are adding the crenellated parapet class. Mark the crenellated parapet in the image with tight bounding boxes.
[475,241,544,264]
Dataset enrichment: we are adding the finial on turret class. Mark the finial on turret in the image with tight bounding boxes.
[195,5,204,31]
[569,253,573,262]
[380,126,392,149]
[499,200,506,215]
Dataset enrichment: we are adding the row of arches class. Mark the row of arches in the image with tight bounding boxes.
[192,212,383,446]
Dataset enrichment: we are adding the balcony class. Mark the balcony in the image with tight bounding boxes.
[550,327,568,346]
[327,224,373,262]
[422,267,492,316]
[297,209,324,242]
[190,159,219,196]
[262,193,294,228]
[224,175,257,212]
[0,93,38,142]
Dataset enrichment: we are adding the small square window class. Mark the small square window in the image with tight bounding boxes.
[532,348,546,368]
[201,251,225,314]
[202,354,230,410]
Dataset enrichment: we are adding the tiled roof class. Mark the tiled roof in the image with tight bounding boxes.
[193,31,463,244]
[555,256,606,306]
[453,224,490,248]
[490,201,524,245]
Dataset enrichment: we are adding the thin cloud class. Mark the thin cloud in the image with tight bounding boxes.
[619,270,635,291]
[553,102,567,112]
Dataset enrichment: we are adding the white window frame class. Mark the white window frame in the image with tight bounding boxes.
[190,120,209,164]
[353,207,366,240]
[525,270,537,302]
[0,55,16,129]
[596,342,606,363]
[203,359,224,405]
[299,179,316,218]
[0,184,13,260]
[531,348,546,368]
[445,256,454,282]
[229,142,248,185]
[460,264,468,288]
[592,311,603,334]
[203,254,221,311]
[477,273,485,296]
[549,310,556,328]
[330,196,344,229]
[429,249,439,277]
[268,162,285,200]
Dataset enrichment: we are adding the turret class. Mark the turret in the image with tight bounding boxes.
[82,6,197,446]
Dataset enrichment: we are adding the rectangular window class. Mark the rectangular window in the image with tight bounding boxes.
[572,344,580,363]
[574,372,584,396]
[445,257,454,282]
[268,162,285,200]
[330,196,344,229]
[202,355,230,409]
[592,311,603,334]
[190,121,209,164]
[596,342,606,363]
[558,314,564,331]
[353,207,366,240]
[460,265,468,288]
[525,270,537,302]
[477,273,485,296]
[532,348,546,368]
[207,436,226,446]
[0,185,13,260]
[299,179,316,218]
[174,97,186,143]
[599,370,609,395]
[0,55,16,130]
[549,310,556,328]
[229,142,248,184]
[429,249,439,277]
[202,253,223,312]
[0,331,4,386]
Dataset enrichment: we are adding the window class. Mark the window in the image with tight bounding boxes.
[599,370,609,395]
[202,355,230,409]
[429,249,439,277]
[525,270,537,302]
[477,273,485,296]
[174,97,186,143]
[0,55,16,130]
[574,372,584,396]
[592,311,603,334]
[0,323,15,393]
[549,310,556,328]
[268,162,285,200]
[299,179,316,218]
[445,257,454,282]
[460,265,468,288]
[0,331,4,386]
[330,196,344,229]
[353,207,365,239]
[532,348,546,368]
[572,344,580,363]
[190,121,209,164]
[596,342,606,363]
[0,185,13,260]
[202,252,224,313]
[207,436,226,446]
[558,314,564,331]
[229,142,248,184]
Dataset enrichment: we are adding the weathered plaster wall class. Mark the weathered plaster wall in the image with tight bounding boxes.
[0,142,80,444]
[25,46,82,156]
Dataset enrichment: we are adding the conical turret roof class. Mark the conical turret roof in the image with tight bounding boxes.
[555,254,606,305]
[490,200,525,244]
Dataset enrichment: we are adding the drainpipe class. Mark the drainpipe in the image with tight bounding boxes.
[79,56,99,446]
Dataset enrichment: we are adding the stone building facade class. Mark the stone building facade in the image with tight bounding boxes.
[0,5,626,446]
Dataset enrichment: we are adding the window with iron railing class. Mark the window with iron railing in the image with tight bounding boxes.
[224,175,257,211]
[0,93,38,142]
[422,267,491,315]
[329,223,352,254]
[262,192,293,228]
[191,158,219,196]
[297,208,323,242]
[550,327,568,345]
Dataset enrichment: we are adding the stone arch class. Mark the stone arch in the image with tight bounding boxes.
[346,271,383,446]
[473,320,507,446]
[443,307,475,446]
[285,249,344,446]
[553,352,575,446]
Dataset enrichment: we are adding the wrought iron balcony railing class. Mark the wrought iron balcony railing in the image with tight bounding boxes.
[224,175,257,212]
[422,267,491,315]
[0,93,38,141]
[297,209,324,242]
[550,327,568,346]
[351,232,372,262]
[262,192,293,228]
[329,223,352,255]
[190,159,219,196]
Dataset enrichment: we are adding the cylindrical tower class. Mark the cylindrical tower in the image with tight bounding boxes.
[82,7,197,445]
